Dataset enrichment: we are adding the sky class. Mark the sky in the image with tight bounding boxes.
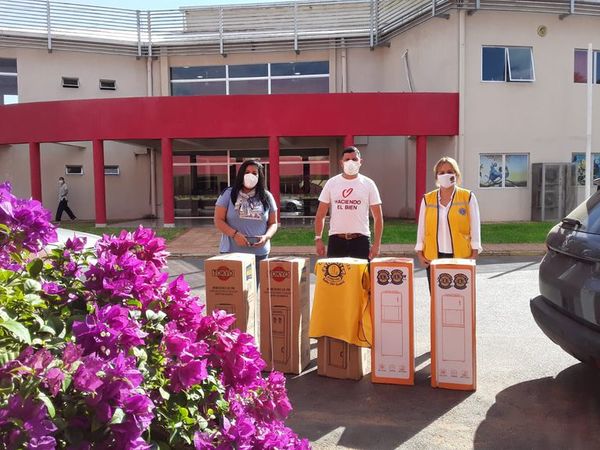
[72,0,284,9]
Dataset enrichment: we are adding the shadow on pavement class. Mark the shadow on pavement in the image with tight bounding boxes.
[285,352,473,449]
[474,363,600,449]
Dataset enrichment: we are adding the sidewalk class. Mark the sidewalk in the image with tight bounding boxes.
[166,228,546,258]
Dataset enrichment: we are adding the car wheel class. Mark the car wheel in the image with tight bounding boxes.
[285,203,298,212]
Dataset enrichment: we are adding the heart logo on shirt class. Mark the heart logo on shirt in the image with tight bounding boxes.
[342,188,353,198]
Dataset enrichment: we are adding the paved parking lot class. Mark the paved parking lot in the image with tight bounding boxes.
[167,256,600,449]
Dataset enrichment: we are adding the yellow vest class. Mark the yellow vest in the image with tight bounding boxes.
[423,187,472,260]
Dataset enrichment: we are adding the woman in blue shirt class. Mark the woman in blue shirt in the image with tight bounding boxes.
[213,160,278,266]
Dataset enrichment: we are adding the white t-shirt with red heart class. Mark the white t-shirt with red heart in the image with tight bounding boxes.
[318,173,382,236]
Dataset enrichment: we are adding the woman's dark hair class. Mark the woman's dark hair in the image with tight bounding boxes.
[231,159,270,209]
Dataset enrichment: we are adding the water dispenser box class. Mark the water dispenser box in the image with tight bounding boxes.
[430,259,477,391]
[370,258,415,385]
[316,336,371,380]
[205,253,258,342]
[259,257,311,374]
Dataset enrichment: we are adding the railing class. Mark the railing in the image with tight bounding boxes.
[1,0,600,57]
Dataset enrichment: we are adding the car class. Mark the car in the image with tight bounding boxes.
[281,197,304,213]
[530,188,600,368]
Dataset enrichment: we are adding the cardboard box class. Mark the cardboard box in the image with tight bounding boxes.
[317,337,371,380]
[259,257,311,374]
[370,257,415,385]
[309,257,372,348]
[205,253,258,341]
[430,258,477,391]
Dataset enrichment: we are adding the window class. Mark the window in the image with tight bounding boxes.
[99,79,116,90]
[65,165,83,175]
[479,154,528,188]
[62,77,80,88]
[0,58,18,105]
[482,47,535,82]
[104,165,120,175]
[170,61,329,96]
[574,49,600,83]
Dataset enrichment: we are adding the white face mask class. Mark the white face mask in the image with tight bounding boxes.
[243,173,259,189]
[343,160,361,176]
[437,173,457,188]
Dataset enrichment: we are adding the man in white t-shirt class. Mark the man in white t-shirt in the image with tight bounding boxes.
[314,146,384,260]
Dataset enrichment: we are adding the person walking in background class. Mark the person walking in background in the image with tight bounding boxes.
[213,159,278,266]
[55,176,77,222]
[314,146,384,260]
[415,156,481,287]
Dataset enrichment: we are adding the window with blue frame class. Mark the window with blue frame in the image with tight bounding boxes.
[482,46,534,82]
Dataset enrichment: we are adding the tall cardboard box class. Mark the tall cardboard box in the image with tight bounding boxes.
[430,258,477,391]
[205,253,258,341]
[259,257,311,374]
[317,337,371,380]
[310,258,372,380]
[370,258,415,385]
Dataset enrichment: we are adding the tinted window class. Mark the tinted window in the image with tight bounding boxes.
[271,77,329,94]
[271,61,329,76]
[482,47,506,81]
[229,64,268,78]
[566,191,600,234]
[0,58,17,73]
[170,66,225,80]
[574,49,588,83]
[171,81,226,96]
[507,47,534,81]
[229,79,268,95]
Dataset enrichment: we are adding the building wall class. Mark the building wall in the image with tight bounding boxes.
[464,11,600,221]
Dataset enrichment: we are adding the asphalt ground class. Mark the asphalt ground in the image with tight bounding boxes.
[166,256,600,449]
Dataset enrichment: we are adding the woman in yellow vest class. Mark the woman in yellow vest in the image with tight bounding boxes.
[415,157,482,287]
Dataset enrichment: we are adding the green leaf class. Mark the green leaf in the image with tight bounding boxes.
[38,392,55,418]
[126,299,143,309]
[0,319,31,344]
[159,386,170,400]
[109,407,125,425]
[23,279,42,293]
[27,259,43,277]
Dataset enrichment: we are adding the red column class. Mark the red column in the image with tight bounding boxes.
[415,135,427,220]
[92,139,107,227]
[343,135,354,148]
[161,137,175,227]
[268,136,281,221]
[28,142,42,202]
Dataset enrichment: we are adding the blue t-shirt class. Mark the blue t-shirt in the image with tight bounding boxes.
[215,187,277,256]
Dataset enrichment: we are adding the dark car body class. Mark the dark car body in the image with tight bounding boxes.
[531,190,600,368]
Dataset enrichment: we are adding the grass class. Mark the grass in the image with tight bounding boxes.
[271,219,557,246]
[57,220,557,246]
[56,223,188,242]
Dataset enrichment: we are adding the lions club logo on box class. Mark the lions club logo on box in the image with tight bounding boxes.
[212,266,234,281]
[271,266,290,282]
[377,268,406,285]
[322,263,346,285]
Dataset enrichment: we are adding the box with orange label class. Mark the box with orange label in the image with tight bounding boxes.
[430,258,476,391]
[259,257,311,374]
[205,253,258,342]
[370,257,414,385]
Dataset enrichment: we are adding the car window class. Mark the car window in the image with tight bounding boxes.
[565,190,600,234]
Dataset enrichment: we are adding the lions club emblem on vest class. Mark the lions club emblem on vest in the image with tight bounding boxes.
[322,263,346,285]
[459,207,467,215]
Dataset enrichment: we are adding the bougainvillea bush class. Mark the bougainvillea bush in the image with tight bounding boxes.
[0,182,308,449]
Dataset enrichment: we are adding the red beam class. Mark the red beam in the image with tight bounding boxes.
[28,142,42,202]
[0,93,458,145]
[343,135,354,147]
[415,135,427,220]
[92,139,107,226]
[268,136,281,221]
[161,138,174,227]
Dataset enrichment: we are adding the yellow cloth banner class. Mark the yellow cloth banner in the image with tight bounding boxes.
[309,258,372,347]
